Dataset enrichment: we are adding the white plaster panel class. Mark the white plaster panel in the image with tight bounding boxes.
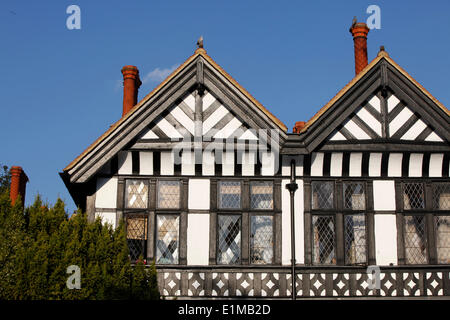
[202,151,215,176]
[139,151,153,175]
[95,211,116,229]
[408,153,423,177]
[261,151,276,176]
[187,214,210,265]
[330,153,343,176]
[188,179,210,210]
[373,180,396,211]
[388,153,403,177]
[349,152,363,177]
[160,151,174,175]
[310,152,324,176]
[429,153,444,177]
[118,151,132,175]
[95,177,118,209]
[222,151,234,176]
[182,151,195,176]
[375,214,398,266]
[368,153,382,177]
[242,151,256,176]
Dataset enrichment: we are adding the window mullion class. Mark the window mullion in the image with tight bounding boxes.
[426,182,437,264]
[335,181,345,265]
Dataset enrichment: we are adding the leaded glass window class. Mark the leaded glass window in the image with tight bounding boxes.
[250,182,273,210]
[433,183,450,210]
[125,180,148,209]
[158,180,180,209]
[126,215,148,262]
[436,216,450,264]
[403,183,425,210]
[219,181,241,209]
[217,215,241,264]
[344,214,367,265]
[404,215,427,264]
[250,215,273,264]
[156,215,179,264]
[343,182,365,210]
[312,215,336,265]
[312,181,334,210]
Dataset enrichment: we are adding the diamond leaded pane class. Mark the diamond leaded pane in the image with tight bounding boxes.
[158,181,180,209]
[312,182,334,210]
[343,182,365,210]
[436,216,450,264]
[344,214,367,265]
[156,215,179,264]
[250,182,273,210]
[250,215,273,264]
[126,215,148,262]
[217,215,241,264]
[433,183,450,210]
[125,180,148,209]
[403,183,425,210]
[312,215,336,265]
[219,181,241,209]
[404,215,427,264]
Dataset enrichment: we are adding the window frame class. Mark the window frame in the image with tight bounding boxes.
[122,177,186,266]
[214,178,279,266]
[398,180,450,265]
[307,179,371,266]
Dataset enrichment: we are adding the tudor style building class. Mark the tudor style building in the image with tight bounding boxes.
[61,21,450,299]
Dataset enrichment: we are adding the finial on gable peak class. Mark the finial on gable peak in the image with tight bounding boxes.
[197,36,203,48]
[195,35,206,54]
[377,45,389,57]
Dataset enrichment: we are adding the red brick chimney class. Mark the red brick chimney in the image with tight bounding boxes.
[9,166,28,206]
[349,20,370,75]
[121,65,142,116]
[293,121,305,134]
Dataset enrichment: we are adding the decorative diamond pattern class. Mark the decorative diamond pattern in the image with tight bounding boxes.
[250,182,273,209]
[433,183,450,210]
[126,215,148,261]
[312,182,334,209]
[217,215,241,264]
[250,215,273,264]
[125,180,148,209]
[219,181,241,209]
[404,215,427,264]
[158,181,180,209]
[403,183,425,210]
[312,215,336,265]
[343,182,365,210]
[435,215,450,264]
[344,214,367,265]
[156,215,179,264]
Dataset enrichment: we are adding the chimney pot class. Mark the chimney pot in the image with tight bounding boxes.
[349,21,370,75]
[293,121,306,134]
[9,166,28,206]
[121,65,142,116]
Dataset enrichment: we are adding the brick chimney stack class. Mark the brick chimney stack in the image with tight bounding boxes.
[10,166,28,206]
[349,20,370,75]
[121,65,142,116]
[293,121,306,134]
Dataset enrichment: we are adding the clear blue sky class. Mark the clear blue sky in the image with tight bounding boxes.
[1,0,449,213]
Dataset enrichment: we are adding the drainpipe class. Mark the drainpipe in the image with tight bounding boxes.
[286,159,298,300]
